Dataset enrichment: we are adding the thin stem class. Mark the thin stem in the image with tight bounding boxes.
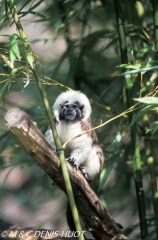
[5,0,84,239]
[113,0,148,239]
[151,1,158,235]
[124,0,139,54]
[152,0,158,55]
[143,114,158,237]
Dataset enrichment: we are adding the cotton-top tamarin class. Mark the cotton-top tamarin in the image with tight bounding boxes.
[45,90,104,181]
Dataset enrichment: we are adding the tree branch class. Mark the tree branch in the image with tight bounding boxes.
[4,108,128,240]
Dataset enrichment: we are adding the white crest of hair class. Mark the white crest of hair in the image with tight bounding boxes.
[53,90,92,122]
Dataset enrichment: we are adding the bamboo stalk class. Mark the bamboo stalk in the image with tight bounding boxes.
[152,0,158,55]
[147,1,158,235]
[5,1,84,239]
[113,0,148,239]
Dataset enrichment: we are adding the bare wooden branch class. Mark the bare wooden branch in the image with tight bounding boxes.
[4,108,128,240]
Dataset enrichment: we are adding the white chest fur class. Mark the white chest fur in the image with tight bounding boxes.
[57,120,92,150]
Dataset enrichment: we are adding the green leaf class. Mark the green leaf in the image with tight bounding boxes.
[117,64,140,69]
[119,65,158,76]
[134,97,158,105]
[130,106,150,126]
[0,132,13,154]
[9,34,21,65]
[11,68,18,74]
[99,156,116,190]
[17,0,32,12]
[130,103,158,125]
[0,78,13,102]
[28,11,46,19]
[146,121,158,134]
[100,195,107,208]
[26,51,34,68]
[63,0,71,3]
[29,0,43,11]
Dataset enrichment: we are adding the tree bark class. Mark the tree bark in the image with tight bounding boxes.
[4,108,128,240]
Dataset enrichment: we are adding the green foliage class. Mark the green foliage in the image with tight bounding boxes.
[0,0,158,239]
[9,34,21,65]
[134,96,158,105]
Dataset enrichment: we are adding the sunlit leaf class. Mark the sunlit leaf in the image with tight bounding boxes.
[117,64,140,69]
[134,97,158,105]
[9,34,21,65]
[11,68,18,74]
[26,51,34,68]
[119,65,158,76]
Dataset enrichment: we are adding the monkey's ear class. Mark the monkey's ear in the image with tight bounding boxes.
[80,105,84,110]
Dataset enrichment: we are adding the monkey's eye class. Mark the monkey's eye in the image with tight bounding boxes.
[65,104,69,108]
[72,104,77,109]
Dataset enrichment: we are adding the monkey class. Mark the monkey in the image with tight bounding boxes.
[45,90,104,181]
[45,92,124,234]
[45,91,124,234]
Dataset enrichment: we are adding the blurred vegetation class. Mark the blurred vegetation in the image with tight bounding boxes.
[0,0,158,239]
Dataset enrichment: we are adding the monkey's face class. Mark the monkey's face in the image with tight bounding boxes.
[60,101,84,121]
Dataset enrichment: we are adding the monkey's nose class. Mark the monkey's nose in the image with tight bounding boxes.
[66,108,74,114]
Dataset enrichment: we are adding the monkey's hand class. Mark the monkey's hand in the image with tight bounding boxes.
[79,166,89,180]
[66,157,89,180]
[66,157,79,169]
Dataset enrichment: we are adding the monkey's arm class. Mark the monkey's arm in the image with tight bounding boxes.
[45,128,56,149]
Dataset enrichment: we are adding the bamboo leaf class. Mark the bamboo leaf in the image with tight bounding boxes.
[17,0,32,13]
[26,51,34,68]
[99,155,116,190]
[119,65,158,76]
[29,0,43,11]
[0,132,13,154]
[0,77,13,102]
[9,48,16,65]
[130,108,147,126]
[117,64,140,69]
[9,34,21,65]
[130,103,158,126]
[146,122,158,133]
[28,11,46,19]
[134,97,158,105]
